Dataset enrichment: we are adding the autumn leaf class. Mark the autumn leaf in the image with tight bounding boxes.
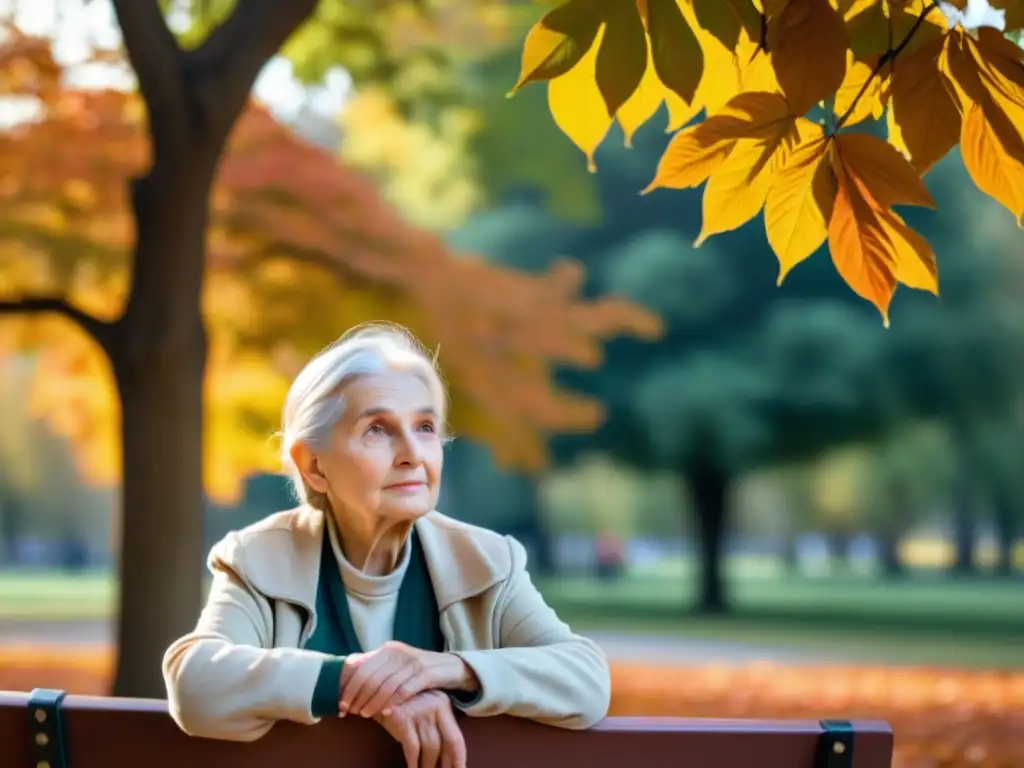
[831,131,936,210]
[690,0,762,50]
[960,101,1024,224]
[644,91,794,193]
[846,0,948,59]
[828,133,939,322]
[548,25,612,171]
[512,0,602,90]
[595,0,648,116]
[696,116,817,246]
[828,157,899,323]
[887,35,961,174]
[514,0,1021,323]
[765,134,836,283]
[767,0,849,114]
[877,206,939,293]
[616,45,666,147]
[941,27,1024,166]
[834,53,889,127]
[647,0,703,105]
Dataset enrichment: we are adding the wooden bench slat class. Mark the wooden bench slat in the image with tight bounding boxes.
[0,690,893,768]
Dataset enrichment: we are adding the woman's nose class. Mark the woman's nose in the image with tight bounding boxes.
[394,430,423,464]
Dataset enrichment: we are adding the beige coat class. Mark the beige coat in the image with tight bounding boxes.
[162,506,611,741]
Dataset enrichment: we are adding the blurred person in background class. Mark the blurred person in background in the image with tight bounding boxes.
[163,323,610,767]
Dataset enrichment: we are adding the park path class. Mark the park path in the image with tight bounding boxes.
[0,619,838,665]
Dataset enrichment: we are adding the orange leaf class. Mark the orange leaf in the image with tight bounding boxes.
[828,153,898,324]
[832,132,936,210]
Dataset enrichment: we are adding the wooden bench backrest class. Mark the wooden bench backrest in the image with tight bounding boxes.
[0,689,893,768]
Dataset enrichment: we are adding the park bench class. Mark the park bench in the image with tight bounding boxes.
[0,689,893,768]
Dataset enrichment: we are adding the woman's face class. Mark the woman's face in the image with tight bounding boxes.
[301,369,443,524]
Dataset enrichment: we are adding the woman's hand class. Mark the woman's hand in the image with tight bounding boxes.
[340,641,478,718]
[372,689,467,768]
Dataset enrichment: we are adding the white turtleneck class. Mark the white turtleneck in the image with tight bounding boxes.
[326,518,410,652]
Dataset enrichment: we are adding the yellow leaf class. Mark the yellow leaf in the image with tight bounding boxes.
[647,0,704,104]
[549,25,613,171]
[512,0,603,90]
[959,101,1024,225]
[645,91,793,192]
[832,131,936,209]
[696,115,816,245]
[828,156,898,324]
[690,28,742,115]
[616,47,667,146]
[887,35,960,174]
[663,89,704,131]
[941,27,1024,165]
[834,53,889,127]
[877,207,939,294]
[767,0,849,114]
[596,0,648,116]
[764,132,836,283]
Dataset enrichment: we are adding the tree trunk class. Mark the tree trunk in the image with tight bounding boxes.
[826,530,851,569]
[110,167,212,698]
[877,528,904,577]
[688,462,730,614]
[951,484,977,576]
[992,495,1018,578]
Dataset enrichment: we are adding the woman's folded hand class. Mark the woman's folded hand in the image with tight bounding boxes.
[371,689,467,768]
[340,641,477,718]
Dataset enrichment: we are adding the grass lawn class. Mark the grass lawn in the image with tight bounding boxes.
[2,563,1022,667]
[539,564,1024,668]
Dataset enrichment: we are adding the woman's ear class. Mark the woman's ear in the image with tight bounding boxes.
[290,441,330,494]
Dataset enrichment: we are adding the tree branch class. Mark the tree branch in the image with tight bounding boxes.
[0,296,118,355]
[110,0,188,151]
[185,0,320,134]
[834,0,940,131]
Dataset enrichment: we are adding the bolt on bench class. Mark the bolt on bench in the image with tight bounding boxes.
[1,689,893,768]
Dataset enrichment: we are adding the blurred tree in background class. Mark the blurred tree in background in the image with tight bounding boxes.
[0,6,658,696]
[442,43,1024,610]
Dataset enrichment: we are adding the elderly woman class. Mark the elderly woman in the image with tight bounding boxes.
[163,323,611,767]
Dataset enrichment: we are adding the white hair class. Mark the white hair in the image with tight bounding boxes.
[279,322,448,510]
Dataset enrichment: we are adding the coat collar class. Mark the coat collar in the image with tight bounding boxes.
[229,505,510,616]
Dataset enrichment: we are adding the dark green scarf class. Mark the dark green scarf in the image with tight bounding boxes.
[304,525,445,715]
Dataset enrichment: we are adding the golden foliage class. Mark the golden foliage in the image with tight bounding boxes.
[512,0,1024,324]
[0,30,661,503]
[2,648,1022,768]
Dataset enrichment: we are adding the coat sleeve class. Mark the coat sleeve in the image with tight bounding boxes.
[162,533,342,742]
[449,537,612,729]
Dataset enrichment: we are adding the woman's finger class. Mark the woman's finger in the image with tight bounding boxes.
[438,706,467,768]
[340,653,392,715]
[417,720,442,768]
[360,666,417,718]
[399,725,420,768]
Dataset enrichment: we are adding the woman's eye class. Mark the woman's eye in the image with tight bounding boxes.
[366,423,386,435]
[418,421,436,433]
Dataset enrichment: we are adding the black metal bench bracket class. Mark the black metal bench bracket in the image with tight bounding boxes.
[27,688,69,768]
[817,719,854,768]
